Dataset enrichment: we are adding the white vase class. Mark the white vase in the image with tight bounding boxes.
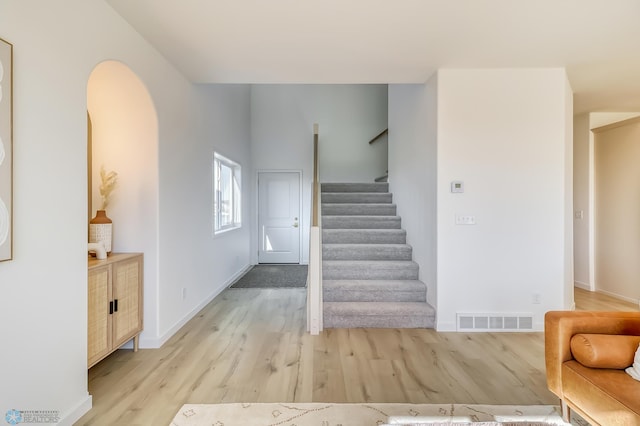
[89,210,112,254]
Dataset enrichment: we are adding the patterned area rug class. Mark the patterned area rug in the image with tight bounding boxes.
[230,264,308,288]
[170,403,583,426]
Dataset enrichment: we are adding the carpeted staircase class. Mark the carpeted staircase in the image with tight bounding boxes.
[321,182,436,328]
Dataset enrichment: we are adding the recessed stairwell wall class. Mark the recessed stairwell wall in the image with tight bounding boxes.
[250,85,388,263]
[388,81,438,311]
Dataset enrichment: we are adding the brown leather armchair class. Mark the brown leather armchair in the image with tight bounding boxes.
[545,311,640,426]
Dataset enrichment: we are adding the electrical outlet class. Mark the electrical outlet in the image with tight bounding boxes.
[182,287,187,300]
[532,293,541,304]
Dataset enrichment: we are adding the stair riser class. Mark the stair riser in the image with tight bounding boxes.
[322,230,407,244]
[323,290,426,303]
[322,204,397,216]
[322,267,419,280]
[323,216,401,229]
[322,246,412,261]
[321,183,389,193]
[324,315,435,329]
[321,193,392,204]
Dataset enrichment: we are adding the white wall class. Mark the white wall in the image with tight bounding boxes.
[436,69,573,331]
[0,1,252,422]
[573,113,591,289]
[563,77,574,310]
[250,84,388,264]
[593,118,640,304]
[388,80,438,308]
[157,84,252,339]
[573,112,640,292]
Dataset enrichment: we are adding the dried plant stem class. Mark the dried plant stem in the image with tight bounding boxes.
[99,165,118,210]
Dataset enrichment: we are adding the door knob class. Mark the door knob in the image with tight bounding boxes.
[293,223,299,228]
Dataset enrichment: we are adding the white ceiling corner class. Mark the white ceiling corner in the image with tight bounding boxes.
[106,0,640,114]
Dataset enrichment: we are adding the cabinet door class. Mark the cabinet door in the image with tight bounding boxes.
[88,265,111,367]
[112,256,143,348]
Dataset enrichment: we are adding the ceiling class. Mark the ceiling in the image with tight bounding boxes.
[106,0,640,115]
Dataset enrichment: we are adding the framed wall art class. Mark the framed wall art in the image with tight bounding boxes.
[0,37,13,261]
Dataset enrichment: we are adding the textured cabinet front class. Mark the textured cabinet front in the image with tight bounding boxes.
[112,256,142,348]
[88,265,111,367]
[88,253,143,368]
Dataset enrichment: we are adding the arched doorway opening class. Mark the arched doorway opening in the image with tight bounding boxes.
[86,60,159,350]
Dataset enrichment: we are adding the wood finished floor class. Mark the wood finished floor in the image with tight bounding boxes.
[76,287,637,425]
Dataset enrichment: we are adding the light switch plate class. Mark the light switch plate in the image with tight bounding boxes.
[455,215,476,225]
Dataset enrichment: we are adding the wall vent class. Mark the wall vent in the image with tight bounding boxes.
[456,313,534,332]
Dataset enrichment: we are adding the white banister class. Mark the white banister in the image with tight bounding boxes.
[307,123,323,335]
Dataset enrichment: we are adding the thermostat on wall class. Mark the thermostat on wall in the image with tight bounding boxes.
[451,181,464,193]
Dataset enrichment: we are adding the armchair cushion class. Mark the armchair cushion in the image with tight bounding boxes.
[570,334,640,369]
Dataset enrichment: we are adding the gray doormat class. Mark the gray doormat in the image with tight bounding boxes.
[230,264,308,288]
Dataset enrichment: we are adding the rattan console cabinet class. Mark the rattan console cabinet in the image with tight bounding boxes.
[88,253,143,368]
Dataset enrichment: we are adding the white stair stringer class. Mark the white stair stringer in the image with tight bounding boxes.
[320,182,435,329]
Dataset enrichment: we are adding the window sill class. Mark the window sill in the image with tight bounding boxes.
[213,225,242,238]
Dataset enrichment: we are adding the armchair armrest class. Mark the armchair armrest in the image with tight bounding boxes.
[544,311,640,397]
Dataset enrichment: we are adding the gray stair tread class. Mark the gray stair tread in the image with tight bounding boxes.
[323,215,400,219]
[324,243,412,250]
[324,301,435,316]
[323,244,413,260]
[323,229,405,233]
[322,192,391,198]
[324,304,436,328]
[321,193,392,204]
[323,279,427,301]
[321,183,389,193]
[323,286,426,302]
[322,230,407,244]
[323,260,418,268]
[322,260,419,280]
[321,203,397,216]
[323,279,426,292]
[322,203,396,208]
[322,215,401,230]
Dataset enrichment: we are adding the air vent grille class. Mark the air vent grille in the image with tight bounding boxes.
[456,313,534,332]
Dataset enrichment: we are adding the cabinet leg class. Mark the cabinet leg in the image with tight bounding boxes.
[133,334,139,352]
[560,400,570,423]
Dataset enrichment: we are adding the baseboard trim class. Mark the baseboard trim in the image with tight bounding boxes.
[57,395,92,426]
[595,288,640,306]
[436,321,456,332]
[574,281,592,291]
[140,264,253,349]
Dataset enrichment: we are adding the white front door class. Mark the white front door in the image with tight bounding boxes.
[258,171,301,264]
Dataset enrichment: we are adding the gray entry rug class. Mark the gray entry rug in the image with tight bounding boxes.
[230,264,308,288]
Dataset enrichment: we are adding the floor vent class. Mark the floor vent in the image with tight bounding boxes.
[456,313,534,332]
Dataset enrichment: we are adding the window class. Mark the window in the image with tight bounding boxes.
[213,152,241,234]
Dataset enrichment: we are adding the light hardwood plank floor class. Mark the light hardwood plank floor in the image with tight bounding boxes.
[574,287,639,311]
[76,287,636,425]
